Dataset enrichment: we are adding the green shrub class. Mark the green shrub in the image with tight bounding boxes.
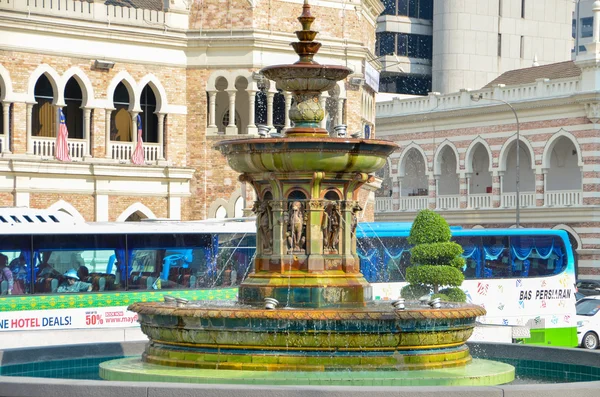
[406,265,464,288]
[402,210,466,302]
[407,210,451,245]
[411,242,463,265]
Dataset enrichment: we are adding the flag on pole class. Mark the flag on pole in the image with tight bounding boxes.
[55,109,71,162]
[131,114,145,165]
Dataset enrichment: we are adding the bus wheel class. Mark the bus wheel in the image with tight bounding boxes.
[582,332,599,350]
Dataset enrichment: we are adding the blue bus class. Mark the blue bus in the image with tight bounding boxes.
[356,222,578,347]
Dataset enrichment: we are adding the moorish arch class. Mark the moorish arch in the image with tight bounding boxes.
[497,135,536,172]
[434,140,460,195]
[208,198,230,219]
[433,140,460,176]
[106,71,139,111]
[498,135,536,193]
[26,64,62,106]
[541,129,583,170]
[464,137,493,195]
[542,130,583,192]
[116,203,157,222]
[138,74,169,114]
[61,67,95,108]
[397,143,429,197]
[47,200,86,223]
[0,63,15,101]
[397,142,429,177]
[464,137,493,173]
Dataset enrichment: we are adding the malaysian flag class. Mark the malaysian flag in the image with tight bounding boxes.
[55,109,71,162]
[131,114,145,165]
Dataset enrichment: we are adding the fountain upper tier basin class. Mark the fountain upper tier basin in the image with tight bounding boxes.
[260,63,352,92]
[213,137,398,174]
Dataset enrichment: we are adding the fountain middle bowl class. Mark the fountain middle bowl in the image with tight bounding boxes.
[214,137,398,174]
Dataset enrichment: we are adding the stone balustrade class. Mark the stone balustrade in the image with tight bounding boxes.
[376,77,581,118]
[32,136,88,159]
[377,189,584,213]
[111,141,162,163]
[0,0,187,30]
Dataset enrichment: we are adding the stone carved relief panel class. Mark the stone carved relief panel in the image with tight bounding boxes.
[322,202,341,253]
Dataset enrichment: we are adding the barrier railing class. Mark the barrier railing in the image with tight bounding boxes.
[500,192,536,208]
[32,136,87,159]
[544,190,582,207]
[468,194,493,209]
[399,196,429,211]
[436,195,460,210]
[375,197,394,212]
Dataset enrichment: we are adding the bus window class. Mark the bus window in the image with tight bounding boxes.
[510,235,566,277]
[0,235,32,295]
[125,233,256,290]
[32,234,126,293]
[453,236,482,279]
[358,236,410,283]
[213,234,256,288]
[481,236,510,278]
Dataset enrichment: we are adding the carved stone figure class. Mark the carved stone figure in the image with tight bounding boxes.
[288,201,305,252]
[253,201,273,252]
[323,202,341,252]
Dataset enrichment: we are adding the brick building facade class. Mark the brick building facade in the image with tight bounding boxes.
[0,0,381,222]
[375,27,600,278]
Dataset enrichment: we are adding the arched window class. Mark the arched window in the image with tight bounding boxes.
[140,85,158,143]
[215,206,227,219]
[546,137,582,191]
[125,212,147,222]
[63,78,84,139]
[288,190,307,200]
[503,141,535,193]
[32,75,56,137]
[324,190,340,200]
[221,110,241,132]
[255,90,267,126]
[437,146,459,195]
[111,82,131,142]
[273,90,285,132]
[469,143,492,194]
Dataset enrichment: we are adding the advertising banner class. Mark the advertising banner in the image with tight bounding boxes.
[0,306,138,332]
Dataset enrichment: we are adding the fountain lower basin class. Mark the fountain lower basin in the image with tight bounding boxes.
[125,300,487,372]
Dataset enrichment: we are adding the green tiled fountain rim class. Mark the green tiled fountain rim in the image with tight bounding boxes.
[2,355,600,385]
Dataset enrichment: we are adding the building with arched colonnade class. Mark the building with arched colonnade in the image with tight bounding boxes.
[0,0,382,222]
[375,13,600,279]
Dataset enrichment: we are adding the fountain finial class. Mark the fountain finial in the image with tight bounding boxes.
[291,0,321,64]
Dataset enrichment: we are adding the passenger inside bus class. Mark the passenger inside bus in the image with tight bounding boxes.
[57,269,92,293]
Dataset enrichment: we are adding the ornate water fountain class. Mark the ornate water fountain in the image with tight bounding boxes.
[101,1,513,385]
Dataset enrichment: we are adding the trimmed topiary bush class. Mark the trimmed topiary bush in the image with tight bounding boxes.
[403,209,466,302]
